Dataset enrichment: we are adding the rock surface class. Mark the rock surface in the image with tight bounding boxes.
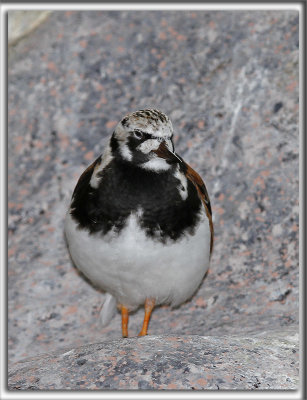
[8,10,299,390]
[8,331,299,390]
[8,10,51,46]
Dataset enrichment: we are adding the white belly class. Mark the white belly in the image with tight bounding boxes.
[64,210,210,309]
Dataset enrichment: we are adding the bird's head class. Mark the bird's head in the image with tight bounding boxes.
[110,109,180,172]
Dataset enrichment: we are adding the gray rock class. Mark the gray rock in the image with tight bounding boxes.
[8,11,51,46]
[8,331,298,390]
[8,10,299,389]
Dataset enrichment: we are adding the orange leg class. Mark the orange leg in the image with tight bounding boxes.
[121,305,129,338]
[138,298,155,336]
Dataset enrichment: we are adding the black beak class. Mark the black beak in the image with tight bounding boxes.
[152,141,182,164]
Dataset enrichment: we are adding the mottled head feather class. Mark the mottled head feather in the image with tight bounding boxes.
[118,109,173,138]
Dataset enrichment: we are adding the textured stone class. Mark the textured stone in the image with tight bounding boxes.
[8,11,51,46]
[8,331,299,390]
[8,10,299,390]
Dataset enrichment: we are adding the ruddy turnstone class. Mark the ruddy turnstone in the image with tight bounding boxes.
[65,109,213,337]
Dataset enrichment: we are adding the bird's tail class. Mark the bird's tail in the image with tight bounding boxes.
[99,293,117,327]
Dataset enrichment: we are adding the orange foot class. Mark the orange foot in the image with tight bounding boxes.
[138,298,155,336]
[121,305,129,338]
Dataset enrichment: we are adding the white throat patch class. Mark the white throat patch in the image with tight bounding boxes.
[141,157,171,172]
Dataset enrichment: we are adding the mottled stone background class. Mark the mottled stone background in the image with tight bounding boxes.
[8,10,299,390]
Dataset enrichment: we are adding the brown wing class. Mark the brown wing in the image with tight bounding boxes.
[182,160,214,256]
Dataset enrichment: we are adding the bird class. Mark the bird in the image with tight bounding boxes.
[64,109,213,337]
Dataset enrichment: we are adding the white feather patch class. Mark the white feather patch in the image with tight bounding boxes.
[90,145,113,189]
[119,142,133,161]
[137,139,160,154]
[174,166,188,200]
[64,209,210,311]
[99,293,117,327]
[141,157,171,172]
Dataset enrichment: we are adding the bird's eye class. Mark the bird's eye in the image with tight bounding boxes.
[133,130,144,139]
